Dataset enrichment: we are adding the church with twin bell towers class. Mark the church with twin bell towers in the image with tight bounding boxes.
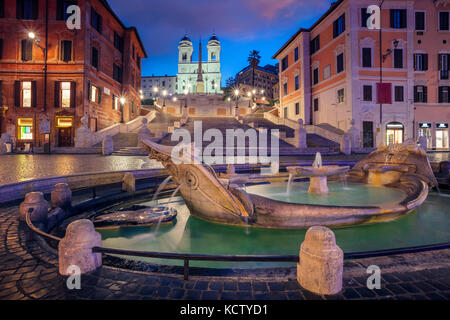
[176,33,223,94]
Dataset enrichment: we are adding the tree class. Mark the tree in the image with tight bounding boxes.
[247,50,261,87]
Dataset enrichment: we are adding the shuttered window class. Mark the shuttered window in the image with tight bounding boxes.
[438,86,450,103]
[17,0,38,20]
[439,12,449,31]
[415,12,425,31]
[414,86,427,103]
[21,39,33,61]
[91,47,98,69]
[61,40,72,62]
[394,49,403,69]
[395,86,404,102]
[91,8,102,34]
[363,85,372,101]
[336,53,344,73]
[362,48,372,67]
[390,9,407,29]
[333,14,345,38]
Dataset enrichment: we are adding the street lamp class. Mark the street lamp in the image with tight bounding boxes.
[119,97,126,123]
[247,91,253,108]
[234,89,240,116]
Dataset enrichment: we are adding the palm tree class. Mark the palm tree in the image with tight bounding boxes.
[247,50,261,88]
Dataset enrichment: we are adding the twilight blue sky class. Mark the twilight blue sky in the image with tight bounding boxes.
[108,0,333,83]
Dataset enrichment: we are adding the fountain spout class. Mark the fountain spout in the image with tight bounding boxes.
[313,152,323,169]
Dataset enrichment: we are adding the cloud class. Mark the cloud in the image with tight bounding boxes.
[108,0,330,56]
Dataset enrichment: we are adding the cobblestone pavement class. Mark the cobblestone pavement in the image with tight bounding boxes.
[0,205,449,300]
[0,153,448,186]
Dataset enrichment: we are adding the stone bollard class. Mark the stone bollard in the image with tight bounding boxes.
[51,183,72,209]
[102,135,114,156]
[58,219,102,275]
[297,119,307,149]
[19,192,49,226]
[122,172,136,193]
[340,133,352,155]
[298,226,343,295]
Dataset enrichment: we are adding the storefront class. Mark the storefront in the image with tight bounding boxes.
[56,116,73,147]
[386,122,404,146]
[436,123,449,149]
[418,122,433,149]
[17,118,34,144]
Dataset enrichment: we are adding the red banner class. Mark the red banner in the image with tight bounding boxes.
[377,83,392,104]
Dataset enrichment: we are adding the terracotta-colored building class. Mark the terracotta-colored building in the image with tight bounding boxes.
[274,0,450,150]
[0,0,147,149]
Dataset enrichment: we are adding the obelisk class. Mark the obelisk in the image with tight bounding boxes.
[196,40,205,94]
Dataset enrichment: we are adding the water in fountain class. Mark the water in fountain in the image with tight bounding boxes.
[152,175,173,204]
[286,173,294,195]
[168,183,184,204]
[313,152,323,168]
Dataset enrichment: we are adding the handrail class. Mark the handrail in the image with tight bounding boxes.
[25,209,62,242]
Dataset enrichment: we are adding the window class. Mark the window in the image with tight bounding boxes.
[323,65,331,80]
[336,53,344,73]
[313,68,319,85]
[282,56,288,71]
[337,88,345,104]
[132,46,135,60]
[310,36,320,54]
[60,82,71,108]
[21,39,33,61]
[414,53,428,71]
[395,86,404,102]
[295,76,300,91]
[414,86,427,103]
[90,85,97,103]
[295,102,300,115]
[438,86,450,103]
[294,47,299,62]
[415,12,425,31]
[394,49,403,69]
[22,81,32,107]
[333,14,345,38]
[113,95,119,111]
[439,54,450,80]
[0,38,3,60]
[60,40,72,62]
[283,83,288,96]
[91,8,102,33]
[361,8,371,28]
[439,12,449,31]
[17,0,38,20]
[114,32,124,52]
[363,85,372,101]
[57,0,77,21]
[91,47,98,69]
[211,53,216,60]
[362,48,372,67]
[390,9,407,29]
[14,81,36,108]
[113,64,122,83]
[0,0,4,18]
[313,98,319,112]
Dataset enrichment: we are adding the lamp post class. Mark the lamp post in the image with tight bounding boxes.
[183,89,188,117]
[119,97,126,123]
[248,91,253,108]
[29,29,49,152]
[234,89,240,117]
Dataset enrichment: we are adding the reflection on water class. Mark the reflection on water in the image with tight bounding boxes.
[99,183,450,269]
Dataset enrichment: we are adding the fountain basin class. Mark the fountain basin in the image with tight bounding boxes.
[141,140,437,229]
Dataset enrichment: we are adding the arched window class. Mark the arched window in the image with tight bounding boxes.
[211,53,216,61]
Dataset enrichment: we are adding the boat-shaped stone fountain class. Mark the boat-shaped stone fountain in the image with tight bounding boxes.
[141,139,437,229]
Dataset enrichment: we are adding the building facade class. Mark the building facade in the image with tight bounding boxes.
[0,0,146,148]
[274,0,450,150]
[176,33,222,94]
[141,75,177,99]
[235,64,279,99]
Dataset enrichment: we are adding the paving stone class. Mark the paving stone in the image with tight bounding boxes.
[425,292,446,300]
[252,282,268,292]
[223,281,237,291]
[398,283,421,294]
[342,288,361,299]
[140,285,157,295]
[385,284,407,295]
[168,289,185,299]
[237,282,251,291]
[221,291,236,300]
[208,281,223,291]
[194,281,209,290]
[185,290,201,300]
[413,281,438,293]
[202,290,220,300]
[355,287,377,298]
[286,291,303,300]
[253,293,270,300]
[268,282,285,291]
[236,291,253,300]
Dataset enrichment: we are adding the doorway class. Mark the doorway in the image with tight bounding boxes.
[436,123,449,149]
[386,122,404,146]
[363,121,374,148]
[58,127,72,147]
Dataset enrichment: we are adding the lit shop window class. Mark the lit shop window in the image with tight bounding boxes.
[436,123,449,149]
[22,81,32,107]
[18,118,33,140]
[61,82,71,108]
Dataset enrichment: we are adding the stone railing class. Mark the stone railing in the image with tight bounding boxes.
[263,112,300,130]
[305,125,343,144]
[91,111,157,146]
